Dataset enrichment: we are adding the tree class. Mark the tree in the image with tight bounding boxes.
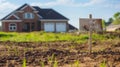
[108,18,113,24]
[113,19,120,25]
[114,12,120,19]
[113,12,120,25]
[108,17,114,22]
[102,20,106,28]
[106,18,113,26]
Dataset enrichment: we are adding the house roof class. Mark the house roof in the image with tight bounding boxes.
[1,4,69,20]
[15,3,28,11]
[80,18,102,20]
[106,24,120,31]
[68,24,78,30]
[33,6,68,20]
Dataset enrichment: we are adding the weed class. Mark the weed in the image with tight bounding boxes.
[48,54,57,67]
[40,61,45,67]
[48,54,55,63]
[53,58,58,67]
[22,58,26,67]
[5,45,10,55]
[13,47,19,56]
[100,60,106,67]
[74,60,80,67]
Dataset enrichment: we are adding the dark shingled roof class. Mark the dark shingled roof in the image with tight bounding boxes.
[1,4,68,20]
[33,6,68,20]
[68,24,78,30]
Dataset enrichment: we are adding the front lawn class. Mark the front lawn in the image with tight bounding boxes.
[0,32,108,43]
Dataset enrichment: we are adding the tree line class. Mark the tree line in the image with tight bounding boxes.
[102,12,120,29]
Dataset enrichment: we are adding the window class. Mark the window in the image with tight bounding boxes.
[9,23,17,31]
[24,12,34,19]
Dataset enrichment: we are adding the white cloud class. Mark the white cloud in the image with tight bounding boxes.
[0,0,18,19]
[0,0,18,11]
[32,0,74,7]
[31,0,105,7]
[104,4,120,9]
[80,0,105,7]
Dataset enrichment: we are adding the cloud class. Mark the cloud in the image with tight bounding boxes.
[0,0,18,11]
[0,0,18,19]
[31,0,105,7]
[104,4,120,9]
[31,0,74,7]
[80,0,105,7]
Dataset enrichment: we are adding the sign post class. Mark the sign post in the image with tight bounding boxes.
[89,14,93,54]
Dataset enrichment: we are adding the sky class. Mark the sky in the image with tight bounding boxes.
[0,0,120,28]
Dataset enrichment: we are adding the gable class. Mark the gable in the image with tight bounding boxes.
[15,4,37,12]
[5,14,20,20]
[1,4,38,21]
[20,4,37,12]
[1,4,68,21]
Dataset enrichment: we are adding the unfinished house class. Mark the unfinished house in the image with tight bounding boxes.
[79,15,103,32]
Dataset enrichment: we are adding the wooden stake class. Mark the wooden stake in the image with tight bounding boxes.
[89,14,92,54]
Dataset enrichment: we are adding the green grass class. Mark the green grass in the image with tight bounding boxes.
[0,31,114,43]
[100,60,106,67]
[40,61,45,67]
[22,58,26,67]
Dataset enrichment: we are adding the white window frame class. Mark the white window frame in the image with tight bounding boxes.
[24,12,34,19]
[9,23,17,31]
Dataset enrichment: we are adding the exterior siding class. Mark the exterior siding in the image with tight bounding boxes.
[17,6,39,22]
[21,6,39,31]
[2,22,5,31]
[2,22,21,32]
[7,5,39,32]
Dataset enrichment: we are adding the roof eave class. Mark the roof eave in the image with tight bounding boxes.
[40,19,69,21]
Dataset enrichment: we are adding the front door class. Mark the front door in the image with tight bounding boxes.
[23,23,30,32]
[37,21,41,31]
[31,23,35,31]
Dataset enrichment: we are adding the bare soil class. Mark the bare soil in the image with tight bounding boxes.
[0,40,119,67]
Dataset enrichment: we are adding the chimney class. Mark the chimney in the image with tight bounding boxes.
[89,14,92,19]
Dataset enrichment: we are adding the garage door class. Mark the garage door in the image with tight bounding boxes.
[44,23,55,32]
[56,23,66,32]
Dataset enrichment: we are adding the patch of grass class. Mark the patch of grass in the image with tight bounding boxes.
[0,32,116,44]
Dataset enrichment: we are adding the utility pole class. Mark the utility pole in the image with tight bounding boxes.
[88,14,92,54]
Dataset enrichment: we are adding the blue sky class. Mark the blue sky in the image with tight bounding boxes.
[0,0,120,28]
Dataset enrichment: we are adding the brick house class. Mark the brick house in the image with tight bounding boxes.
[79,15,103,32]
[1,4,76,32]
